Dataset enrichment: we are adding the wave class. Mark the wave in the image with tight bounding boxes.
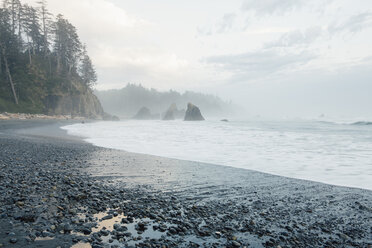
[316,120,372,126]
[351,121,372,126]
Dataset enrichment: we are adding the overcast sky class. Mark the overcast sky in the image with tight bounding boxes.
[23,0,372,118]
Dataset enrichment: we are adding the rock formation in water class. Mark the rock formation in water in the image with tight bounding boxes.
[184,103,205,121]
[163,103,177,120]
[133,107,158,120]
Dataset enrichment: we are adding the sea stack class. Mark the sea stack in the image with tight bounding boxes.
[133,107,153,120]
[184,103,205,121]
[163,103,177,120]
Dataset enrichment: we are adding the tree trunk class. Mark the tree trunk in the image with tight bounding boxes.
[48,55,52,75]
[56,54,61,74]
[2,47,19,105]
[0,51,2,75]
[28,47,32,65]
[27,37,32,64]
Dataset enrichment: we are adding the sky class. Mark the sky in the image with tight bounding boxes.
[23,0,372,119]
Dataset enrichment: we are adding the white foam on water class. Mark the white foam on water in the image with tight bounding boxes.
[62,119,372,190]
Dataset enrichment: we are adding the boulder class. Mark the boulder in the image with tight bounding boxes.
[184,103,205,121]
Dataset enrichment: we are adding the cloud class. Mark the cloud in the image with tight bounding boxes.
[328,11,372,34]
[241,0,305,15]
[264,26,323,48]
[204,50,316,82]
[22,0,195,89]
[216,13,237,33]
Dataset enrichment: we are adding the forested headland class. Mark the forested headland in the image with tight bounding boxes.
[0,0,105,118]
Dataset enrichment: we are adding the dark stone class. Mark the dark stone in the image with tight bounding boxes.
[102,215,113,220]
[184,103,205,121]
[9,238,17,244]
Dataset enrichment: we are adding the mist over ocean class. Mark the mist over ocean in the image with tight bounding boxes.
[62,119,372,191]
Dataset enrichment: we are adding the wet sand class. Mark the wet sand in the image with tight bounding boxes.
[0,120,371,247]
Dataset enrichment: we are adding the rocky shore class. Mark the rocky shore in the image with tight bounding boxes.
[0,112,84,121]
[0,120,371,248]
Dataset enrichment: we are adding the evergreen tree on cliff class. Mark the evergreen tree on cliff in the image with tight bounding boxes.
[0,0,104,118]
[79,45,97,88]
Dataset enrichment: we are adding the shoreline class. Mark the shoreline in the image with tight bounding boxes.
[0,119,371,247]
[61,120,372,192]
[0,112,86,121]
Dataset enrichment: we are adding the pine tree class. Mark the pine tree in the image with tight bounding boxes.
[53,14,81,75]
[0,6,19,104]
[22,4,43,64]
[79,45,97,88]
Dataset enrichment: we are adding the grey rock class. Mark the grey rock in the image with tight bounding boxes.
[184,103,205,121]
[9,238,17,244]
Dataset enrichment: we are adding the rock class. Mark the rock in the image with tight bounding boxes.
[184,103,205,121]
[136,222,147,231]
[9,238,17,244]
[100,230,109,236]
[44,90,105,119]
[163,103,177,120]
[133,107,159,120]
[102,215,113,220]
[162,103,186,120]
[232,241,241,247]
[63,224,72,233]
[82,228,92,235]
[103,113,120,121]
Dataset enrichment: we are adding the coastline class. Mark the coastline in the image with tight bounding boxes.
[0,119,371,248]
[0,112,86,121]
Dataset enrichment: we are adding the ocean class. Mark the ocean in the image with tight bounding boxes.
[62,119,372,190]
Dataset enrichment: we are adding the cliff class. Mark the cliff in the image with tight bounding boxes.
[0,2,108,119]
[0,75,106,119]
[44,90,104,119]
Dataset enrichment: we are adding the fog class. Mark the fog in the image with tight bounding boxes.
[95,84,234,119]
[22,0,372,120]
[214,62,372,120]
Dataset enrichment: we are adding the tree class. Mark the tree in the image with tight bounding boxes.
[22,4,43,64]
[37,0,51,55]
[53,14,81,75]
[0,6,19,104]
[0,0,99,113]
[2,0,21,36]
[79,45,97,88]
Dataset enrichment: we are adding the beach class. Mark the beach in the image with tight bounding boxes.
[0,120,371,248]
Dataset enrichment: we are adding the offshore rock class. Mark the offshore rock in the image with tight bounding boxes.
[184,103,205,121]
[163,103,177,120]
[133,107,159,120]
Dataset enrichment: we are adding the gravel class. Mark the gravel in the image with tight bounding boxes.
[0,120,371,247]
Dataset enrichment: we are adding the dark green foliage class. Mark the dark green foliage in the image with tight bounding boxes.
[0,0,98,114]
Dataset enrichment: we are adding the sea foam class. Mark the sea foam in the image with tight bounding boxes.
[62,120,372,190]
